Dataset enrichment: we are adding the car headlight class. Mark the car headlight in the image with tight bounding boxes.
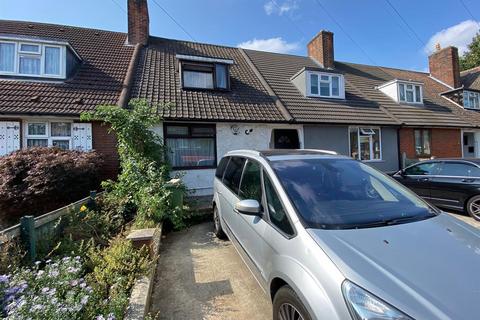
[342,280,413,320]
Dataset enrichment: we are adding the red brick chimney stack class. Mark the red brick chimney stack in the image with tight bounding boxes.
[307,30,334,69]
[428,45,461,88]
[127,0,149,45]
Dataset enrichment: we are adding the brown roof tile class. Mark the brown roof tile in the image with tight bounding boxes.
[461,67,480,91]
[130,37,287,122]
[0,20,134,116]
[245,49,473,127]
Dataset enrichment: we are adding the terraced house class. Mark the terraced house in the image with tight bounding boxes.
[2,0,480,196]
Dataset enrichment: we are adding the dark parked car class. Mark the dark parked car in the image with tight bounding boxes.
[393,159,480,221]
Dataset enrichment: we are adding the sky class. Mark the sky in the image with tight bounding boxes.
[1,0,479,72]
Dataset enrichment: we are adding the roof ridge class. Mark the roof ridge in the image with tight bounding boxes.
[0,19,127,36]
[460,66,480,74]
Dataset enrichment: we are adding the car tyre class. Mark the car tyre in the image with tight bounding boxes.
[466,195,480,221]
[213,205,228,239]
[273,285,312,320]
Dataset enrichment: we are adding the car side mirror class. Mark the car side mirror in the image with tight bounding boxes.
[395,169,406,177]
[235,199,261,216]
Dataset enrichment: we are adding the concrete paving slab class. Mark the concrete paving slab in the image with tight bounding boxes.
[149,222,271,320]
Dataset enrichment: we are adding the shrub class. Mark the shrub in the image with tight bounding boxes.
[0,148,103,223]
[81,99,188,229]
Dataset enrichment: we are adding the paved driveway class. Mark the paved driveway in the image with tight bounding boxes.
[149,222,271,320]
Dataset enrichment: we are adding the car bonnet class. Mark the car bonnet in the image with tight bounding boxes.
[307,213,480,320]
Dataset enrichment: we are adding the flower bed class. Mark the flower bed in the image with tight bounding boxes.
[0,195,153,319]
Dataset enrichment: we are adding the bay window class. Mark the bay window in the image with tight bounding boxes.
[164,123,216,169]
[0,39,65,78]
[349,127,381,161]
[26,121,72,150]
[414,129,431,157]
[307,71,344,98]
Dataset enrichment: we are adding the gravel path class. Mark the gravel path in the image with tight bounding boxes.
[149,222,271,320]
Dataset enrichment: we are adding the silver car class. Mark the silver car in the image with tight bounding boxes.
[212,149,480,320]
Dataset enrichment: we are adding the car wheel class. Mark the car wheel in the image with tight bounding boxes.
[213,205,228,239]
[466,195,480,221]
[273,285,312,320]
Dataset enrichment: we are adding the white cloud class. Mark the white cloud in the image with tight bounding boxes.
[237,37,299,54]
[424,20,480,55]
[264,0,298,16]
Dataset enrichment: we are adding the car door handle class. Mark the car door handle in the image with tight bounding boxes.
[462,178,475,183]
[419,177,429,182]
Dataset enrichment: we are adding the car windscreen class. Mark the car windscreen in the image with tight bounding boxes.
[270,158,436,229]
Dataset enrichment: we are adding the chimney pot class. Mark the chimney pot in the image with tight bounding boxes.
[128,0,149,45]
[307,30,334,69]
[428,46,461,88]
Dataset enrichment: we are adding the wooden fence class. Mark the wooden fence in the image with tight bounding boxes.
[0,191,101,262]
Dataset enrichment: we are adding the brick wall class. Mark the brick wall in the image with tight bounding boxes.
[92,121,119,180]
[399,128,461,159]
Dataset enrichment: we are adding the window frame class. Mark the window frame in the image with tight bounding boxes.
[180,60,230,91]
[463,90,480,110]
[164,123,217,170]
[414,129,431,157]
[0,39,65,79]
[436,161,480,178]
[306,71,345,99]
[349,126,382,162]
[261,169,296,238]
[24,120,73,150]
[398,82,423,104]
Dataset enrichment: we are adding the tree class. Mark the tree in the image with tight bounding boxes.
[460,32,480,71]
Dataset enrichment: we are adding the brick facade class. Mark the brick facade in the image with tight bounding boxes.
[307,30,334,69]
[428,46,461,88]
[399,127,462,159]
[92,121,119,180]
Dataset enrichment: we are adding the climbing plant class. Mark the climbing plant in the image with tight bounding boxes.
[81,99,186,228]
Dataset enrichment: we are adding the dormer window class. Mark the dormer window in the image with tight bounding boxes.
[176,54,233,91]
[306,71,344,98]
[0,38,70,79]
[463,91,480,109]
[399,83,422,103]
[377,79,423,104]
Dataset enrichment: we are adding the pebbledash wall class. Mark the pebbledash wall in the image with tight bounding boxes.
[153,122,304,196]
[399,128,462,159]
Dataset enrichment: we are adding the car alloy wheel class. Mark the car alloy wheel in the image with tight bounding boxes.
[278,303,304,320]
[467,196,480,221]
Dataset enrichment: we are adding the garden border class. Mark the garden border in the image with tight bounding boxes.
[125,223,163,319]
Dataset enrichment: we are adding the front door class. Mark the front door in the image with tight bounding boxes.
[272,129,300,149]
[463,132,475,158]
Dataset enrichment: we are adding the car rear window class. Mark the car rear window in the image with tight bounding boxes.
[215,157,229,179]
[222,157,246,194]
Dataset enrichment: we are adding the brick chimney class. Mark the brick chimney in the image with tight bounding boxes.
[428,45,461,88]
[307,30,334,69]
[127,0,149,45]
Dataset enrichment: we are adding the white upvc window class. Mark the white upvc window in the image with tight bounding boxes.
[349,127,382,161]
[398,82,422,104]
[463,90,480,109]
[25,121,72,150]
[0,39,65,78]
[307,71,345,99]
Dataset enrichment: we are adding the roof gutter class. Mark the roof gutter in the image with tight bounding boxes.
[117,43,142,108]
[239,48,294,123]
